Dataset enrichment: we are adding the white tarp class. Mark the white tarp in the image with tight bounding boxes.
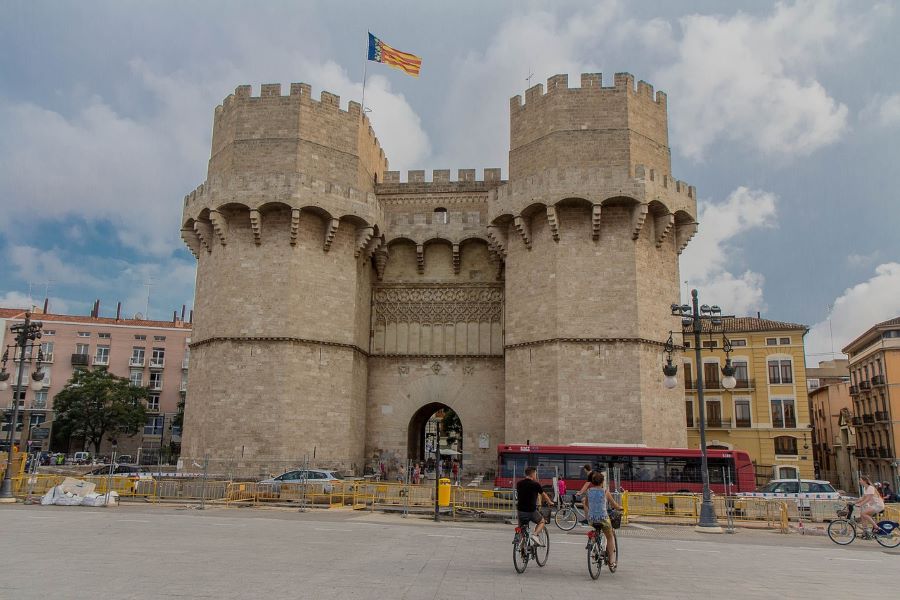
[40,478,118,506]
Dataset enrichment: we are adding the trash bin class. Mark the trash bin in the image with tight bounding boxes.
[438,478,451,507]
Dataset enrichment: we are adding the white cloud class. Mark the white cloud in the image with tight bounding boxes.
[654,1,872,160]
[860,93,900,128]
[0,291,70,314]
[680,187,777,314]
[807,263,900,361]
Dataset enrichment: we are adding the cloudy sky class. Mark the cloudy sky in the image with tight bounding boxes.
[1,0,898,364]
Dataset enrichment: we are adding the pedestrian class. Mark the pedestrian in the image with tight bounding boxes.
[557,477,567,502]
[379,461,386,481]
[452,460,459,484]
[883,482,895,503]
[581,463,592,480]
[413,463,421,485]
[398,464,406,483]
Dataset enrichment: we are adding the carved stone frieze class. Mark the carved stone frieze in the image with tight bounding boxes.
[373,284,503,325]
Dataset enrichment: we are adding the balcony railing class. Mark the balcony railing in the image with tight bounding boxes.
[879,447,891,458]
[860,381,872,391]
[854,448,867,457]
[93,356,109,366]
[863,414,876,424]
[71,353,89,366]
[40,353,53,363]
[130,357,145,367]
[148,382,162,391]
[866,448,877,458]
[149,359,165,369]
[851,416,862,426]
[705,418,723,428]
[179,381,187,392]
[849,385,859,395]
[735,419,751,428]
[875,410,890,422]
[872,374,886,386]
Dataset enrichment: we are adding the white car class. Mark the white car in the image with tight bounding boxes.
[739,479,840,505]
[259,469,344,493]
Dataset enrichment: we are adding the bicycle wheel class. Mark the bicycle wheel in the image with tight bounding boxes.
[827,519,856,545]
[587,539,603,579]
[555,507,577,531]
[534,528,550,566]
[876,526,900,549]
[513,536,529,573]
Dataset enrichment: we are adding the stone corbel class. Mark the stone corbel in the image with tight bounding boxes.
[416,244,425,274]
[355,226,374,258]
[675,222,698,255]
[452,244,461,274]
[374,248,388,281]
[323,218,339,252]
[631,203,649,240]
[655,213,675,248]
[486,225,508,257]
[193,220,213,253]
[546,206,560,242]
[513,216,532,249]
[249,209,261,245]
[208,210,227,246]
[180,227,202,259]
[364,235,383,261]
[290,209,301,246]
[591,204,602,240]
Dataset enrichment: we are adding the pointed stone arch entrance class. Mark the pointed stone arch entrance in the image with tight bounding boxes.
[407,402,463,469]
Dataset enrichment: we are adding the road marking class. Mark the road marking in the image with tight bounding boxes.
[117,519,151,523]
[555,541,584,545]
[426,534,462,538]
[314,528,354,532]
[628,523,656,530]
[830,557,879,562]
[674,548,720,553]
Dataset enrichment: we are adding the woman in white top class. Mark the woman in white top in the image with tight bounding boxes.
[856,475,885,534]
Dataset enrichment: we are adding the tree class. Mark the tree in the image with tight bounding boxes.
[442,409,462,447]
[53,368,148,455]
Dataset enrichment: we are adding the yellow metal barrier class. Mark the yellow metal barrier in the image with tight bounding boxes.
[450,487,516,516]
[621,492,699,522]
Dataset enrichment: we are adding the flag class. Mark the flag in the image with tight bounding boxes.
[367,32,422,78]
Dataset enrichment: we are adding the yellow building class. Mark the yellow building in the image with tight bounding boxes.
[843,316,900,490]
[683,317,813,484]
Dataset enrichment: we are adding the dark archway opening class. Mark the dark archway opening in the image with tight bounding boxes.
[407,403,462,475]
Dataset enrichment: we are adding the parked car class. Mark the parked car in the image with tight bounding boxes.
[116,455,133,464]
[86,464,154,481]
[739,479,841,506]
[73,452,91,465]
[259,469,344,493]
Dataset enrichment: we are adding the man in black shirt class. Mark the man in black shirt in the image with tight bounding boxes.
[516,466,554,545]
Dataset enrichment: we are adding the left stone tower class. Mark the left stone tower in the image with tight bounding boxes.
[179,84,387,471]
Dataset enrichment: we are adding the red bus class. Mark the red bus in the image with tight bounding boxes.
[495,444,756,494]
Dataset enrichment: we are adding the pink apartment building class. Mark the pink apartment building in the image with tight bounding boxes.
[0,306,191,461]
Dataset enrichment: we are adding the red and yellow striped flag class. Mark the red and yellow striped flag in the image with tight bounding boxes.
[367,32,422,78]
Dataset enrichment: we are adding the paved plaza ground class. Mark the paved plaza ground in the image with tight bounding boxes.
[1,503,896,599]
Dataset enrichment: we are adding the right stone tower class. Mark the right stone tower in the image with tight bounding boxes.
[490,73,698,448]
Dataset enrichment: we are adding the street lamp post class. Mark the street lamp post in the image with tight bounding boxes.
[664,290,737,532]
[0,311,45,502]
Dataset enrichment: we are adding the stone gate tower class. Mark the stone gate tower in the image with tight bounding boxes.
[179,73,697,474]
[491,73,696,448]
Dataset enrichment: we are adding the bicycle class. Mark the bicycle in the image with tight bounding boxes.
[827,503,900,548]
[554,494,589,531]
[585,510,622,579]
[512,507,551,573]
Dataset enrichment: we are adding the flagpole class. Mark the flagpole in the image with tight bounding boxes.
[361,32,369,117]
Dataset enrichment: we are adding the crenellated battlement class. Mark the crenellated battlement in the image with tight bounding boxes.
[510,72,667,111]
[379,168,504,186]
[209,83,388,192]
[509,72,671,180]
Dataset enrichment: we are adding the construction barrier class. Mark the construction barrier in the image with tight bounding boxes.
[451,487,516,517]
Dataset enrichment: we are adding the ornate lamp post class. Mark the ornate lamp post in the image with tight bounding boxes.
[664,290,736,532]
[0,312,45,502]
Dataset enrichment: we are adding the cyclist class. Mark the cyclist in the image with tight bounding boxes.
[582,471,622,569]
[856,475,885,536]
[516,466,554,546]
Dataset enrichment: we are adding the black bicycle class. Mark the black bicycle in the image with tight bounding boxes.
[512,507,551,573]
[586,510,622,579]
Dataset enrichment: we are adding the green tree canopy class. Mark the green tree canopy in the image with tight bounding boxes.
[53,368,148,454]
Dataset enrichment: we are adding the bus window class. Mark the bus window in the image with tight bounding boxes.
[565,455,595,479]
[500,453,528,479]
[707,458,736,485]
[535,454,565,480]
[666,457,702,484]
[631,457,665,482]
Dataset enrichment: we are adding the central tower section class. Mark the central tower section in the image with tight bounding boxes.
[491,73,697,447]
